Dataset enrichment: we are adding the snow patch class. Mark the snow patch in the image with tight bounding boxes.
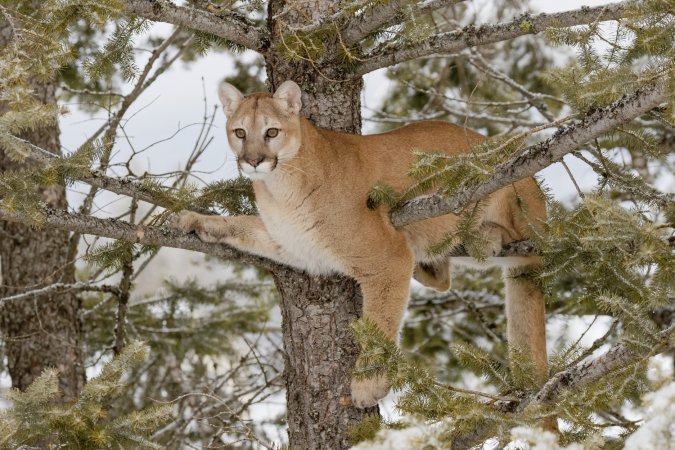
[624,381,675,450]
[350,421,446,450]
[508,427,604,450]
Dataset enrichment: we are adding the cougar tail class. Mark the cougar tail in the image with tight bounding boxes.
[504,265,558,431]
[504,268,548,378]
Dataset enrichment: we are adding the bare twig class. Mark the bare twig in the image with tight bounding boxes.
[0,282,120,303]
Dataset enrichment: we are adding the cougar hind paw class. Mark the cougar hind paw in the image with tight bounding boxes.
[350,375,390,408]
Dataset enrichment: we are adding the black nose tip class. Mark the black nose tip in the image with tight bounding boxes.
[245,156,264,168]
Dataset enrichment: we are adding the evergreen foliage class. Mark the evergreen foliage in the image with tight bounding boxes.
[0,342,172,449]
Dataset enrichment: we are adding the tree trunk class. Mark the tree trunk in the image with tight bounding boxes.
[0,19,85,402]
[265,2,376,448]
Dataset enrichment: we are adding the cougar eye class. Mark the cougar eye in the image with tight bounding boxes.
[234,128,246,139]
[266,128,279,138]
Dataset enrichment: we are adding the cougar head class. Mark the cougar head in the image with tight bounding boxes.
[218,80,302,179]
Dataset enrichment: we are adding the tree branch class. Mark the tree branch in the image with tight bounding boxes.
[390,79,669,227]
[342,0,466,46]
[121,0,267,51]
[8,133,216,215]
[0,206,541,278]
[0,206,280,272]
[520,324,674,410]
[452,326,673,449]
[354,0,636,76]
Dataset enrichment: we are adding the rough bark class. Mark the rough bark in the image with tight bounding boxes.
[341,0,467,45]
[0,22,85,401]
[273,269,369,449]
[264,1,377,448]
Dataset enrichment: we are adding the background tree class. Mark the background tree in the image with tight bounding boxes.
[0,2,84,403]
[0,0,672,449]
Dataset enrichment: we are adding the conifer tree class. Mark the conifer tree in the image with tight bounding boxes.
[0,0,672,449]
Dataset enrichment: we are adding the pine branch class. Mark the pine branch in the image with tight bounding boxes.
[354,0,637,76]
[521,325,674,410]
[0,206,280,272]
[121,0,266,51]
[341,0,467,46]
[451,326,673,449]
[390,79,669,227]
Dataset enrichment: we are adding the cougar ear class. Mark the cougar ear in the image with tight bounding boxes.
[218,82,244,116]
[273,80,302,114]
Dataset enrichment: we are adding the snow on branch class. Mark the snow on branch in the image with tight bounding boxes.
[390,79,669,227]
[451,326,674,449]
[121,0,267,51]
[354,0,636,76]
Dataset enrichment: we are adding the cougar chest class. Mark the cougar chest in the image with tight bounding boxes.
[255,182,345,275]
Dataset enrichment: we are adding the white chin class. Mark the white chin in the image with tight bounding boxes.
[241,161,274,179]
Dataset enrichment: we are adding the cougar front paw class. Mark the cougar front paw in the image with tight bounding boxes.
[351,375,390,408]
[171,211,200,234]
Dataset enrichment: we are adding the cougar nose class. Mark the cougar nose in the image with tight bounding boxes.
[245,156,264,168]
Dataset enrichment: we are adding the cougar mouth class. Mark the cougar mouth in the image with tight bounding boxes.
[239,156,278,178]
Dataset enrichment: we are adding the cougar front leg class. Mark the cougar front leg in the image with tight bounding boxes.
[172,211,283,262]
[350,246,414,408]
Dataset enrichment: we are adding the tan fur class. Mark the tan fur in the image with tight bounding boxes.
[174,81,549,408]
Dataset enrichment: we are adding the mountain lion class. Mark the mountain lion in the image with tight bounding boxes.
[173,80,548,408]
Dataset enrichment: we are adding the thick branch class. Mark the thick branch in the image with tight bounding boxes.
[449,327,673,449]
[0,207,280,272]
[342,0,466,46]
[355,0,636,76]
[391,79,669,227]
[0,207,540,276]
[121,0,266,51]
